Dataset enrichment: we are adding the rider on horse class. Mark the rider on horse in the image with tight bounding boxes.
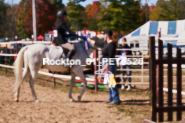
[52,10,85,60]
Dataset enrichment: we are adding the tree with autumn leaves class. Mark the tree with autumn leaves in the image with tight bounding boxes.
[4,0,185,39]
[9,0,185,39]
[16,0,57,38]
[12,0,151,38]
[15,0,149,38]
[84,1,103,31]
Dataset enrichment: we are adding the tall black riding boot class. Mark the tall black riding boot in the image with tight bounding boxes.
[63,49,76,68]
[67,49,76,60]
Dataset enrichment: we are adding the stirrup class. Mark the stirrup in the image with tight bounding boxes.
[63,64,70,68]
[64,65,73,68]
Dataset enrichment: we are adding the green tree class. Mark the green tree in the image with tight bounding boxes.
[3,4,19,39]
[140,4,150,23]
[98,0,142,32]
[16,0,30,38]
[67,0,85,31]
[150,0,185,21]
[0,0,7,38]
[98,1,125,31]
[123,0,142,32]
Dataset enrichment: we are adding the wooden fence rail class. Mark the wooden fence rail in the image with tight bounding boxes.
[150,36,185,122]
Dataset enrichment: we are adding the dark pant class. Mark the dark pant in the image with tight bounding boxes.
[120,65,132,86]
[103,60,120,103]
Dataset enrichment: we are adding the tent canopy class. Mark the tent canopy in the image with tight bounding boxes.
[37,35,44,40]
[125,20,185,43]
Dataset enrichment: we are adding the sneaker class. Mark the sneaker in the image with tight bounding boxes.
[105,100,112,103]
[121,85,125,90]
[109,101,121,105]
[127,85,131,91]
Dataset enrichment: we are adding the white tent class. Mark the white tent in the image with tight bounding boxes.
[125,19,185,43]
[124,20,185,52]
[123,20,185,55]
[160,30,185,46]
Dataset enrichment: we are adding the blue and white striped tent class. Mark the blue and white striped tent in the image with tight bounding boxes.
[161,29,185,46]
[125,20,185,43]
[122,20,185,55]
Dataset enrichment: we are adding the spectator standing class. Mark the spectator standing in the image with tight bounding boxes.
[117,37,132,91]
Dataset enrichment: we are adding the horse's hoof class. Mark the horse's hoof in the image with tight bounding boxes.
[70,98,75,102]
[35,99,40,103]
[78,96,81,101]
[14,99,19,102]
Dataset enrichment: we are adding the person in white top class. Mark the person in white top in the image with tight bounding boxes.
[117,37,132,91]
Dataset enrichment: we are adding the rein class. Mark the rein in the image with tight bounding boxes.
[79,41,89,58]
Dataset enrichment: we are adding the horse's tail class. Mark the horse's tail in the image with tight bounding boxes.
[13,46,28,92]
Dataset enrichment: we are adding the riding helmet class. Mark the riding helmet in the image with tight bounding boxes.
[57,10,67,18]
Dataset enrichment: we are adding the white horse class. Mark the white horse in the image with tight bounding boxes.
[13,40,96,102]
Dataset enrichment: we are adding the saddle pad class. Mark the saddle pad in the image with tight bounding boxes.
[48,45,65,59]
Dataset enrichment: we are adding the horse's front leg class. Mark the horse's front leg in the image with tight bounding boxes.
[75,70,87,101]
[69,72,76,102]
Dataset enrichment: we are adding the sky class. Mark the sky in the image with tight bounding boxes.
[5,0,158,6]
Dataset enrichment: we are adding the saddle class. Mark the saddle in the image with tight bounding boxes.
[49,45,65,59]
[51,41,69,54]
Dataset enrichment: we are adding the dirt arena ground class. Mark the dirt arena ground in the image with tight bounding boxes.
[0,68,183,123]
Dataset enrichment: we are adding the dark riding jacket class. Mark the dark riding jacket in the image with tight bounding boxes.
[53,20,79,45]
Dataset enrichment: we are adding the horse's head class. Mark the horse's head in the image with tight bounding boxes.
[87,36,104,49]
[86,36,104,56]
